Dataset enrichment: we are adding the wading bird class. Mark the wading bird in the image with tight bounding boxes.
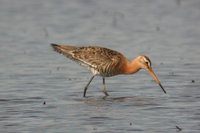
[51,44,166,97]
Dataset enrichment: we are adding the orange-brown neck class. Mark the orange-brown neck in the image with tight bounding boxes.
[122,59,141,74]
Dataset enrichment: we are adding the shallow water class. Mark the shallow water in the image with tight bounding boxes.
[0,0,200,132]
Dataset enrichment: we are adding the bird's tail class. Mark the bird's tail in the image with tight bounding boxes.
[51,43,77,56]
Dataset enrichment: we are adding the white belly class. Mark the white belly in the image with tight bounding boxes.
[89,67,100,75]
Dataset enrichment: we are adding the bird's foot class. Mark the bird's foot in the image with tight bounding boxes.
[103,91,109,96]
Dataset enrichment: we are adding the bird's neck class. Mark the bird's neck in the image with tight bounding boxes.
[123,59,141,74]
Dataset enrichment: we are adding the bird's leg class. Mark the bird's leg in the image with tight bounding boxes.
[102,77,109,96]
[83,75,95,97]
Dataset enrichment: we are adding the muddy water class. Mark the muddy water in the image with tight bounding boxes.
[0,0,200,132]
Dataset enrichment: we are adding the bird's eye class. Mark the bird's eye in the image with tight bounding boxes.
[145,61,149,66]
[142,56,151,66]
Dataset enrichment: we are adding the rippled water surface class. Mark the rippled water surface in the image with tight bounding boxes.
[0,0,200,132]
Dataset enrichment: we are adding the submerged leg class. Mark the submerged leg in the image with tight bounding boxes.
[102,77,109,96]
[83,75,95,97]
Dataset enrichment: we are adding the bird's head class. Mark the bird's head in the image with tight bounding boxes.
[136,55,166,94]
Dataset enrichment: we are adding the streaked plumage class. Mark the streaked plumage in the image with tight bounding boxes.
[51,43,166,97]
[51,44,126,77]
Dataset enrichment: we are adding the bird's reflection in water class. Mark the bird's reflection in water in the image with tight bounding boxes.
[74,96,159,107]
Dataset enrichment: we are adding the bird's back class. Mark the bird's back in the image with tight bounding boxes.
[51,44,127,76]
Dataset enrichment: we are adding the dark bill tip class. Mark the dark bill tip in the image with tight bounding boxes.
[159,83,167,94]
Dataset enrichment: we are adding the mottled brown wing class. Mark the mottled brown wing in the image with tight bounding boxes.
[71,46,125,76]
[51,44,125,76]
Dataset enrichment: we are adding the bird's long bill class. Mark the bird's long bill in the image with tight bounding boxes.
[147,67,167,94]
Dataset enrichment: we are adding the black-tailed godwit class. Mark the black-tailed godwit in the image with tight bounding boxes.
[51,44,166,97]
